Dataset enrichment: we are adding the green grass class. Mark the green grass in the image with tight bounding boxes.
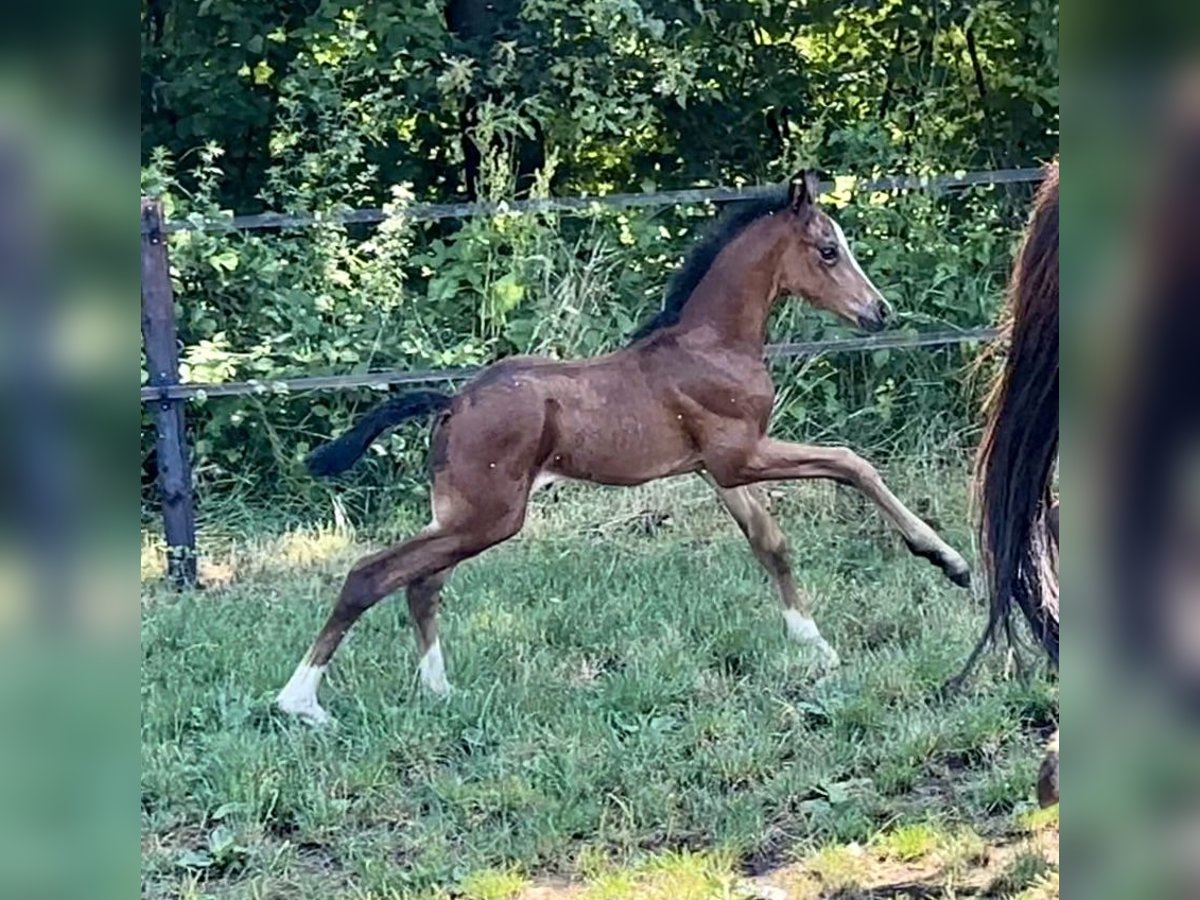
[140,461,1056,898]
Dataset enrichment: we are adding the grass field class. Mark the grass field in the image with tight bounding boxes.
[141,460,1058,899]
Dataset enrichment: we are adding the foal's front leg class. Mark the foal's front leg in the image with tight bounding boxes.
[718,438,971,587]
[705,476,840,668]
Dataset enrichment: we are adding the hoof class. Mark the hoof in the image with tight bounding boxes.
[934,545,971,588]
[276,694,333,728]
[418,640,453,698]
[276,660,331,728]
[422,678,454,699]
[783,611,840,670]
[945,558,972,589]
[904,538,971,588]
[937,675,967,701]
[798,636,841,674]
[812,638,841,671]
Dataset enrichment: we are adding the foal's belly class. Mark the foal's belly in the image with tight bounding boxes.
[543,398,701,487]
[546,445,702,488]
[460,354,703,488]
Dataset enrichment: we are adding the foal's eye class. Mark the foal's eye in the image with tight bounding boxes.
[819,245,839,263]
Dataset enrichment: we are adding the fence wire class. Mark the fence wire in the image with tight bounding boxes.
[157,167,1046,235]
[140,327,999,403]
[142,164,1038,404]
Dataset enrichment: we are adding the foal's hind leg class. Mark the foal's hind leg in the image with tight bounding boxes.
[277,493,526,724]
[707,477,840,668]
[407,568,454,696]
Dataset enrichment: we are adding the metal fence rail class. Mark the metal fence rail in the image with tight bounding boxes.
[140,327,1000,403]
[159,167,1047,234]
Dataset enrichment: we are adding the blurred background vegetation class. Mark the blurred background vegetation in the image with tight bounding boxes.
[139,0,1058,526]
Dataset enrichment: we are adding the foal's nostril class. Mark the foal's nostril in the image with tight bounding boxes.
[877,300,891,322]
[857,310,887,333]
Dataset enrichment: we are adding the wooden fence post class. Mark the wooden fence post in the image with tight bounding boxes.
[141,197,198,587]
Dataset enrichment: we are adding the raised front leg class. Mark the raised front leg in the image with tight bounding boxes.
[705,476,840,668]
[708,438,971,588]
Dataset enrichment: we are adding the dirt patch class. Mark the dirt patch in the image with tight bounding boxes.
[747,829,1056,899]
[511,818,1058,900]
[520,879,586,900]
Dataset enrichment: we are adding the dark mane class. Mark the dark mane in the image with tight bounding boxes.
[628,188,790,341]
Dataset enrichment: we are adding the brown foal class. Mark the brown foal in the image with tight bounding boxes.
[278,170,971,725]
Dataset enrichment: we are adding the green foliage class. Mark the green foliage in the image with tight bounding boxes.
[143,0,1058,201]
[140,0,1057,517]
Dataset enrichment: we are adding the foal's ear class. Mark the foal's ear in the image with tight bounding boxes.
[787,169,821,213]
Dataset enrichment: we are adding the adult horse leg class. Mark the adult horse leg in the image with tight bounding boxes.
[1037,728,1060,807]
[706,477,840,668]
[277,483,527,725]
[717,438,971,587]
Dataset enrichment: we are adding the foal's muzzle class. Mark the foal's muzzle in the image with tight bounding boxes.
[856,299,890,333]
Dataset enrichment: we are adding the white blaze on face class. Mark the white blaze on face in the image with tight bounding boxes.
[830,218,883,299]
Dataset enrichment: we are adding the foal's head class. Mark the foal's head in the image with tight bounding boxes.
[770,170,892,332]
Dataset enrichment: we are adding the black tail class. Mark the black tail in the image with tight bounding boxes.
[306,390,453,477]
[975,160,1060,666]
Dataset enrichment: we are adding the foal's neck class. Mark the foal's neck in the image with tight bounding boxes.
[675,219,783,350]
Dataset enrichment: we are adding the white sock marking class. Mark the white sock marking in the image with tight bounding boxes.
[276,659,330,725]
[531,470,562,495]
[783,610,841,668]
[418,639,451,696]
[784,609,821,642]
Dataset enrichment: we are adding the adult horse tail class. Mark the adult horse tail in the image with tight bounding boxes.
[974,160,1060,666]
[306,390,453,477]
